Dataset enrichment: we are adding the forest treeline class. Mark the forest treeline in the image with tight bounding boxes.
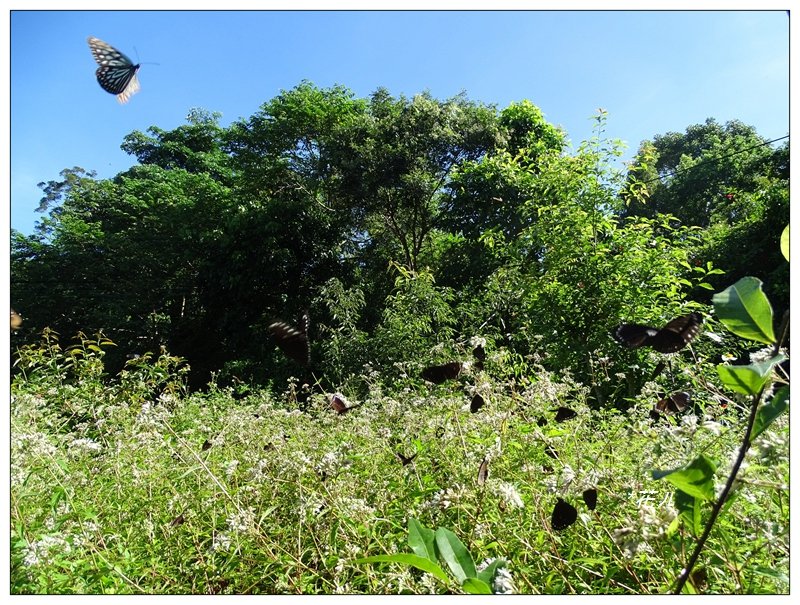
[10,82,789,401]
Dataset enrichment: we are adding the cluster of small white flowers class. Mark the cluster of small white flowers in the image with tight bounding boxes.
[339,496,375,520]
[158,391,177,406]
[135,401,171,433]
[750,347,781,364]
[316,448,352,478]
[493,481,525,510]
[227,507,255,533]
[68,437,103,456]
[611,527,644,559]
[210,531,232,553]
[559,464,576,490]
[751,430,788,464]
[638,500,677,540]
[486,436,503,461]
[700,420,723,436]
[223,459,239,478]
[299,493,326,519]
[22,534,72,567]
[491,565,516,594]
[425,484,466,511]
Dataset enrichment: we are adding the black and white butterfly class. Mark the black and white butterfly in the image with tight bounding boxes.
[613,312,703,354]
[87,36,141,103]
[551,498,578,531]
[421,361,463,384]
[268,312,310,365]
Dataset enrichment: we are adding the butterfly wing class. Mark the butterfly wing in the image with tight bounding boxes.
[613,323,659,348]
[582,488,598,511]
[650,313,703,353]
[10,308,22,330]
[421,361,463,384]
[470,393,485,413]
[268,321,310,365]
[554,406,577,422]
[330,393,349,414]
[551,498,578,531]
[477,457,489,486]
[87,36,141,103]
[655,391,691,414]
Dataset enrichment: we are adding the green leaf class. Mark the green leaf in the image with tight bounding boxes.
[434,527,477,583]
[354,554,450,584]
[476,558,507,587]
[717,354,786,395]
[751,386,789,442]
[780,224,789,262]
[408,518,437,563]
[461,577,493,594]
[653,454,717,501]
[674,489,703,537]
[712,277,775,344]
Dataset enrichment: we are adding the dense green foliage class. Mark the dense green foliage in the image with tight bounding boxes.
[10,84,789,594]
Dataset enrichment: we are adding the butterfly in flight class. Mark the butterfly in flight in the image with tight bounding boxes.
[396,451,418,466]
[87,36,141,103]
[421,361,463,384]
[613,312,703,353]
[551,497,578,531]
[470,393,485,413]
[268,312,310,365]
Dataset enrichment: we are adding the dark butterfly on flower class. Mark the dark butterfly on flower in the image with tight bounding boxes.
[650,391,692,420]
[537,416,548,427]
[554,407,578,422]
[169,513,186,527]
[201,439,212,451]
[10,308,22,330]
[477,457,489,486]
[421,361,463,384]
[87,36,141,103]
[582,488,598,511]
[330,393,362,415]
[545,445,558,459]
[396,451,418,466]
[613,312,703,354]
[472,343,486,371]
[551,497,578,531]
[268,312,310,365]
[470,393,485,413]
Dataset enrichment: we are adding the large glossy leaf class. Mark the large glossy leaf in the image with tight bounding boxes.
[354,554,450,584]
[461,578,493,594]
[717,354,786,395]
[408,517,437,563]
[434,526,476,583]
[712,277,775,344]
[751,386,789,442]
[653,454,717,502]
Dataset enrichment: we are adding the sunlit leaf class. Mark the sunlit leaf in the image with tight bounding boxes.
[751,386,789,442]
[408,518,437,563]
[780,224,789,262]
[435,526,476,583]
[717,354,786,395]
[654,454,717,501]
[354,554,449,584]
[712,277,775,344]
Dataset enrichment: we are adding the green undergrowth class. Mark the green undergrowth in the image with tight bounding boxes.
[9,336,789,594]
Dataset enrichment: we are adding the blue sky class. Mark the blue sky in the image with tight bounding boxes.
[8,9,790,235]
